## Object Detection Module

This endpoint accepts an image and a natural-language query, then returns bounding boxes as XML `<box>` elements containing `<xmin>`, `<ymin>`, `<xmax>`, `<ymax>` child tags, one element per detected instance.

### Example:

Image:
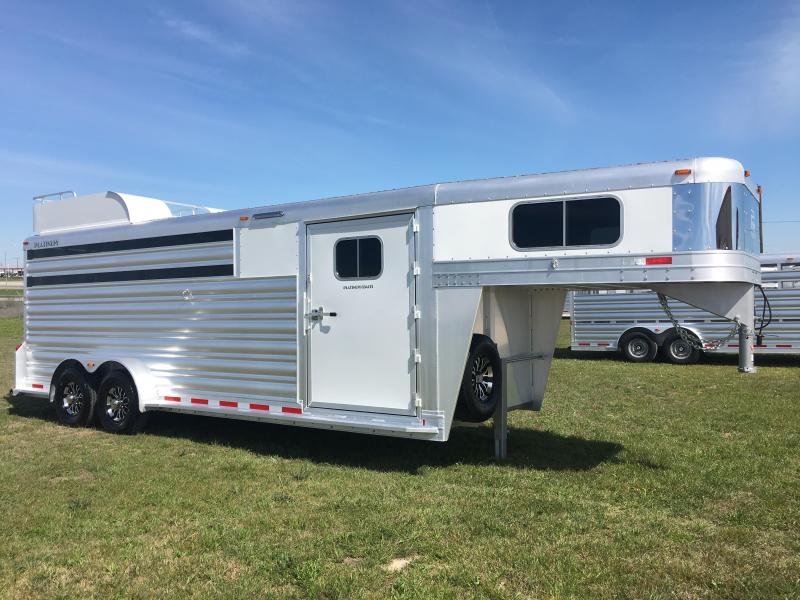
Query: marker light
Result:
<box><xmin>674</xmin><ymin>168</ymin><xmax>691</xmax><ymax>176</ymax></box>
<box><xmin>645</xmin><ymin>256</ymin><xmax>673</xmax><ymax>265</ymax></box>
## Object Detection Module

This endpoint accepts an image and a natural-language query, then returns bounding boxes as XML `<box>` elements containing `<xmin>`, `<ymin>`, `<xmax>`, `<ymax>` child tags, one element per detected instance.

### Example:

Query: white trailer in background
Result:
<box><xmin>570</xmin><ymin>254</ymin><xmax>800</xmax><ymax>363</ymax></box>
<box><xmin>13</xmin><ymin>158</ymin><xmax>761</xmax><ymax>457</ymax></box>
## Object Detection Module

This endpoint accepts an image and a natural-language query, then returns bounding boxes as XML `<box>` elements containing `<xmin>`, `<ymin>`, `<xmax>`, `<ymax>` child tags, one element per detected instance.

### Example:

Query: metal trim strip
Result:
<box><xmin>26</xmin><ymin>264</ymin><xmax>234</xmax><ymax>287</ymax></box>
<box><xmin>27</xmin><ymin>229</ymin><xmax>233</xmax><ymax>260</ymax></box>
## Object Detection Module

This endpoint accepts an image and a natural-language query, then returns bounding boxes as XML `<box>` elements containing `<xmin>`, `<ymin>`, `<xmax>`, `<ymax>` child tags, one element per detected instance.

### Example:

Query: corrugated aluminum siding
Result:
<box><xmin>24</xmin><ymin>236</ymin><xmax>298</xmax><ymax>402</ymax></box>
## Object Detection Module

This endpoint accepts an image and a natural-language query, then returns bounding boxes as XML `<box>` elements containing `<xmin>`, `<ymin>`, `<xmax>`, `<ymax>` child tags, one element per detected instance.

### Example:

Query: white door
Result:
<box><xmin>307</xmin><ymin>214</ymin><xmax>416</xmax><ymax>415</ymax></box>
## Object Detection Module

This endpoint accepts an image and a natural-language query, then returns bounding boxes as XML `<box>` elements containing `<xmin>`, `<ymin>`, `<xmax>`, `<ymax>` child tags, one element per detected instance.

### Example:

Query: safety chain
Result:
<box><xmin>656</xmin><ymin>293</ymin><xmax>740</xmax><ymax>350</ymax></box>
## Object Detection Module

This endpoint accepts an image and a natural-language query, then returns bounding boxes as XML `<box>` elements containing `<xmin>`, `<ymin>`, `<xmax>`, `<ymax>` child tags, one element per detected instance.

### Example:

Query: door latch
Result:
<box><xmin>308</xmin><ymin>306</ymin><xmax>338</xmax><ymax>322</ymax></box>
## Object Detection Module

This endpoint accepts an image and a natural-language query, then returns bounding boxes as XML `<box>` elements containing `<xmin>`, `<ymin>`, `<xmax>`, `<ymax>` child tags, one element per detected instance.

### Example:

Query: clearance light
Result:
<box><xmin>239</xmin><ymin>215</ymin><xmax>249</xmax><ymax>221</ymax></box>
<box><xmin>674</xmin><ymin>168</ymin><xmax>691</xmax><ymax>176</ymax></box>
<box><xmin>744</xmin><ymin>170</ymin><xmax>751</xmax><ymax>177</ymax></box>
<box><xmin>645</xmin><ymin>256</ymin><xmax>672</xmax><ymax>265</ymax></box>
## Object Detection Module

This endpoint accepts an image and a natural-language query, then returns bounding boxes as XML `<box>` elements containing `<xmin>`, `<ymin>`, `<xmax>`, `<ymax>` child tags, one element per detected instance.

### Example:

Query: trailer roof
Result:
<box><xmin>241</xmin><ymin>156</ymin><xmax>747</xmax><ymax>213</ymax></box>
<box><xmin>28</xmin><ymin>157</ymin><xmax>748</xmax><ymax>239</ymax></box>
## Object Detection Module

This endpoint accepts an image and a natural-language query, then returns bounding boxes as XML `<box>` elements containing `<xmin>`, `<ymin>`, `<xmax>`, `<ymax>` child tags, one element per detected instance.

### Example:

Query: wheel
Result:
<box><xmin>620</xmin><ymin>333</ymin><xmax>657</xmax><ymax>363</ymax></box>
<box><xmin>664</xmin><ymin>334</ymin><xmax>701</xmax><ymax>364</ymax></box>
<box><xmin>95</xmin><ymin>371</ymin><xmax>143</xmax><ymax>433</ymax></box>
<box><xmin>455</xmin><ymin>337</ymin><xmax>502</xmax><ymax>423</ymax></box>
<box><xmin>53</xmin><ymin>367</ymin><xmax>96</xmax><ymax>427</ymax></box>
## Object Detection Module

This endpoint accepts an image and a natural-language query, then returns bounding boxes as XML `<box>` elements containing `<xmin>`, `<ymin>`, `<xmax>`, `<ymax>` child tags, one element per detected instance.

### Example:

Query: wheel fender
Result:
<box><xmin>86</xmin><ymin>357</ymin><xmax>158</xmax><ymax>412</ymax></box>
<box><xmin>663</xmin><ymin>326</ymin><xmax>703</xmax><ymax>345</ymax></box>
<box><xmin>618</xmin><ymin>327</ymin><xmax>658</xmax><ymax>348</ymax></box>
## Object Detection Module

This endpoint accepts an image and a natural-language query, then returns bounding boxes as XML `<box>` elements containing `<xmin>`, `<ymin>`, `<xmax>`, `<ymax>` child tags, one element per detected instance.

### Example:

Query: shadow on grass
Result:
<box><xmin>5</xmin><ymin>393</ymin><xmax>633</xmax><ymax>474</ymax></box>
<box><xmin>554</xmin><ymin>346</ymin><xmax>800</xmax><ymax>368</ymax></box>
<box><xmin>553</xmin><ymin>347</ymin><xmax>617</xmax><ymax>361</ymax></box>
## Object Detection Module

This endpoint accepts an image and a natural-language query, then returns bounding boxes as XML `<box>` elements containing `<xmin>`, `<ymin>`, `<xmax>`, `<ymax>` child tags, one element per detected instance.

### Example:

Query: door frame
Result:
<box><xmin>304</xmin><ymin>213</ymin><xmax>419</xmax><ymax>415</ymax></box>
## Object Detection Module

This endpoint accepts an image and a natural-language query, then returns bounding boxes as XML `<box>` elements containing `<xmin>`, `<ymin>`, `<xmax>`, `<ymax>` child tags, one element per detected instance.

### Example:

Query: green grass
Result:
<box><xmin>1</xmin><ymin>316</ymin><xmax>798</xmax><ymax>599</ymax></box>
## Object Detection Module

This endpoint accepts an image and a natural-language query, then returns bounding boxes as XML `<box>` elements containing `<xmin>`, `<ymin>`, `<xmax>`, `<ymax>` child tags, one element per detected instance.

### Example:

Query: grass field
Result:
<box><xmin>1</xmin><ymin>316</ymin><xmax>798</xmax><ymax>599</ymax></box>
<box><xmin>0</xmin><ymin>287</ymin><xmax>23</xmax><ymax>298</ymax></box>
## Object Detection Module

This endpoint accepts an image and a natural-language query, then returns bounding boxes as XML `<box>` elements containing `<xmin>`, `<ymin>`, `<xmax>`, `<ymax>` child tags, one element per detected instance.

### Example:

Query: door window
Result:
<box><xmin>334</xmin><ymin>236</ymin><xmax>382</xmax><ymax>279</ymax></box>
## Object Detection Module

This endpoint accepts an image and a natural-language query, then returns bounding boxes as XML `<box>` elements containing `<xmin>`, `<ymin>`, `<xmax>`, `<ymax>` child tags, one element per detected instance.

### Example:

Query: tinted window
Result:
<box><xmin>565</xmin><ymin>197</ymin><xmax>620</xmax><ymax>246</ymax></box>
<box><xmin>512</xmin><ymin>197</ymin><xmax>621</xmax><ymax>250</ymax></box>
<box><xmin>358</xmin><ymin>237</ymin><xmax>382</xmax><ymax>278</ymax></box>
<box><xmin>716</xmin><ymin>186</ymin><xmax>732</xmax><ymax>250</ymax></box>
<box><xmin>511</xmin><ymin>202</ymin><xmax>563</xmax><ymax>249</ymax></box>
<box><xmin>334</xmin><ymin>236</ymin><xmax>382</xmax><ymax>279</ymax></box>
<box><xmin>335</xmin><ymin>239</ymin><xmax>358</xmax><ymax>278</ymax></box>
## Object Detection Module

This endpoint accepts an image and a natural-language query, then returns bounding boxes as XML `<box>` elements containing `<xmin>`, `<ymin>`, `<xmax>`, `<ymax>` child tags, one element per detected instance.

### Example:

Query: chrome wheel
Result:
<box><xmin>669</xmin><ymin>339</ymin><xmax>692</xmax><ymax>360</ymax></box>
<box><xmin>62</xmin><ymin>381</ymin><xmax>84</xmax><ymax>416</ymax></box>
<box><xmin>470</xmin><ymin>355</ymin><xmax>495</xmax><ymax>404</ymax></box>
<box><xmin>105</xmin><ymin>385</ymin><xmax>130</xmax><ymax>424</ymax></box>
<box><xmin>627</xmin><ymin>338</ymin><xmax>650</xmax><ymax>359</ymax></box>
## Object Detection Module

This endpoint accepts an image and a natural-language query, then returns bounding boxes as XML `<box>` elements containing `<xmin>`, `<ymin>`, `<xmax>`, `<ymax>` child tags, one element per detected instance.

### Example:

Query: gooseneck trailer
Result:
<box><xmin>570</xmin><ymin>254</ymin><xmax>800</xmax><ymax>363</ymax></box>
<box><xmin>13</xmin><ymin>158</ymin><xmax>761</xmax><ymax>455</ymax></box>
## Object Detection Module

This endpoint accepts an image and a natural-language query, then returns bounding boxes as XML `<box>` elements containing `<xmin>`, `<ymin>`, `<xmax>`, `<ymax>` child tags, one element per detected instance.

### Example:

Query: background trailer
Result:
<box><xmin>13</xmin><ymin>158</ymin><xmax>761</xmax><ymax>455</ymax></box>
<box><xmin>570</xmin><ymin>254</ymin><xmax>800</xmax><ymax>363</ymax></box>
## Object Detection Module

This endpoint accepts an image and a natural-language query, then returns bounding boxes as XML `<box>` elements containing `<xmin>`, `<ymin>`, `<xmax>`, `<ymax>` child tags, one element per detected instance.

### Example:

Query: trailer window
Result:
<box><xmin>511</xmin><ymin>201</ymin><xmax>563</xmax><ymax>248</ymax></box>
<box><xmin>716</xmin><ymin>186</ymin><xmax>733</xmax><ymax>250</ymax></box>
<box><xmin>335</xmin><ymin>236</ymin><xmax>382</xmax><ymax>279</ymax></box>
<box><xmin>512</xmin><ymin>196</ymin><xmax>620</xmax><ymax>250</ymax></box>
<box><xmin>565</xmin><ymin>197</ymin><xmax>620</xmax><ymax>246</ymax></box>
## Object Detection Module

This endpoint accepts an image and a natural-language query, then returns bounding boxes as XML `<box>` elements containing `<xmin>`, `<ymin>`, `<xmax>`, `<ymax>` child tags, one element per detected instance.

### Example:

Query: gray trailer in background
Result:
<box><xmin>570</xmin><ymin>254</ymin><xmax>799</xmax><ymax>363</ymax></box>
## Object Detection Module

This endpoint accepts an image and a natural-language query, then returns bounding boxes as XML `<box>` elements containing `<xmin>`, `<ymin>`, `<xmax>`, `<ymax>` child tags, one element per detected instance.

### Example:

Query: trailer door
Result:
<box><xmin>306</xmin><ymin>214</ymin><xmax>416</xmax><ymax>415</ymax></box>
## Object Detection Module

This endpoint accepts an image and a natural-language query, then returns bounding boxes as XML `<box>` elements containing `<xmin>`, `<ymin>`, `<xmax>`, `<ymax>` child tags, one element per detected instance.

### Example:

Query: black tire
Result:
<box><xmin>53</xmin><ymin>367</ymin><xmax>96</xmax><ymax>427</ymax></box>
<box><xmin>455</xmin><ymin>337</ymin><xmax>502</xmax><ymax>423</ymax></box>
<box><xmin>95</xmin><ymin>371</ymin><xmax>143</xmax><ymax>433</ymax></box>
<box><xmin>620</xmin><ymin>332</ymin><xmax>657</xmax><ymax>363</ymax></box>
<box><xmin>664</xmin><ymin>334</ymin><xmax>701</xmax><ymax>365</ymax></box>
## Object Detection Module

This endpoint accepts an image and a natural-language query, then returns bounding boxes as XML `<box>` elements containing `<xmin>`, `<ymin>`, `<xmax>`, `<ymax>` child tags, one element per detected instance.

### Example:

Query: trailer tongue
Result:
<box><xmin>15</xmin><ymin>157</ymin><xmax>761</xmax><ymax>457</ymax></box>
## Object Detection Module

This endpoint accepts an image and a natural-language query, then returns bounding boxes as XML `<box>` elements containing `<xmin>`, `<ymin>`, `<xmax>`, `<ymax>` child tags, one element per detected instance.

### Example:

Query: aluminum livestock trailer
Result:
<box><xmin>12</xmin><ymin>158</ymin><xmax>762</xmax><ymax>456</ymax></box>
<box><xmin>570</xmin><ymin>254</ymin><xmax>800</xmax><ymax>363</ymax></box>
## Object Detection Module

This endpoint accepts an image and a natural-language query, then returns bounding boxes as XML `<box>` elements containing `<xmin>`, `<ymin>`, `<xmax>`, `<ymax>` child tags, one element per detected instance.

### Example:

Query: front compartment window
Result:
<box><xmin>512</xmin><ymin>196</ymin><xmax>621</xmax><ymax>250</ymax></box>
<box><xmin>565</xmin><ymin>197</ymin><xmax>621</xmax><ymax>246</ymax></box>
<box><xmin>511</xmin><ymin>201</ymin><xmax>563</xmax><ymax>248</ymax></box>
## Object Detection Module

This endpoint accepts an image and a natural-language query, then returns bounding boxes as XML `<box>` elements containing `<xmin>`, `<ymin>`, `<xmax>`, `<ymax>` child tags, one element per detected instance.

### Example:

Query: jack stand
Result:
<box><xmin>738</xmin><ymin>323</ymin><xmax>757</xmax><ymax>374</ymax></box>
<box><xmin>493</xmin><ymin>386</ymin><xmax>507</xmax><ymax>460</ymax></box>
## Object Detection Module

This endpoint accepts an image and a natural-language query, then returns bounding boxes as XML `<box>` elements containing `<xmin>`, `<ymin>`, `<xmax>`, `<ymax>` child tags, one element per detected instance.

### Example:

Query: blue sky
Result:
<box><xmin>1</xmin><ymin>0</ymin><xmax>799</xmax><ymax>266</ymax></box>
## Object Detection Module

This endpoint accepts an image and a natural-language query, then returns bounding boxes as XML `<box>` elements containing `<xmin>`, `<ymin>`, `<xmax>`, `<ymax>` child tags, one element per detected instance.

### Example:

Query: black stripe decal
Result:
<box><xmin>26</xmin><ymin>264</ymin><xmax>234</xmax><ymax>287</ymax></box>
<box><xmin>26</xmin><ymin>229</ymin><xmax>233</xmax><ymax>260</ymax></box>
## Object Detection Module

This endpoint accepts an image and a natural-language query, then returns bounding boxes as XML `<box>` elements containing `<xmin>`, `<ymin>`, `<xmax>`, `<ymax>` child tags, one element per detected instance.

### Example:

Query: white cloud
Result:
<box><xmin>757</xmin><ymin>12</ymin><xmax>800</xmax><ymax>124</ymax></box>
<box><xmin>0</xmin><ymin>150</ymin><xmax>228</xmax><ymax>198</ymax></box>
<box><xmin>209</xmin><ymin>0</ymin><xmax>318</xmax><ymax>29</ymax></box>
<box><xmin>158</xmin><ymin>10</ymin><xmax>249</xmax><ymax>57</ymax></box>
<box><xmin>391</xmin><ymin>1</ymin><xmax>572</xmax><ymax>119</ymax></box>
<box><xmin>717</xmin><ymin>6</ymin><xmax>800</xmax><ymax>136</ymax></box>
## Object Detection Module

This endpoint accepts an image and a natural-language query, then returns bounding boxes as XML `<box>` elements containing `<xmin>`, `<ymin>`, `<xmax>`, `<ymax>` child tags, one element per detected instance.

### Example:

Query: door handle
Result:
<box><xmin>309</xmin><ymin>306</ymin><xmax>338</xmax><ymax>322</ymax></box>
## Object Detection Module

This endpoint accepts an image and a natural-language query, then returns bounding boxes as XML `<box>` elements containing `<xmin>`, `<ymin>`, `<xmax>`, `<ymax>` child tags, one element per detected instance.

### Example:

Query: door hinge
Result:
<box><xmin>413</xmin><ymin>305</ymin><xmax>421</xmax><ymax>319</ymax></box>
<box><xmin>413</xmin><ymin>262</ymin><xmax>421</xmax><ymax>276</ymax></box>
<box><xmin>414</xmin><ymin>394</ymin><xmax>422</xmax><ymax>408</ymax></box>
<box><xmin>412</xmin><ymin>220</ymin><xmax>420</xmax><ymax>233</ymax></box>
<box><xmin>414</xmin><ymin>350</ymin><xmax>422</xmax><ymax>363</ymax></box>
